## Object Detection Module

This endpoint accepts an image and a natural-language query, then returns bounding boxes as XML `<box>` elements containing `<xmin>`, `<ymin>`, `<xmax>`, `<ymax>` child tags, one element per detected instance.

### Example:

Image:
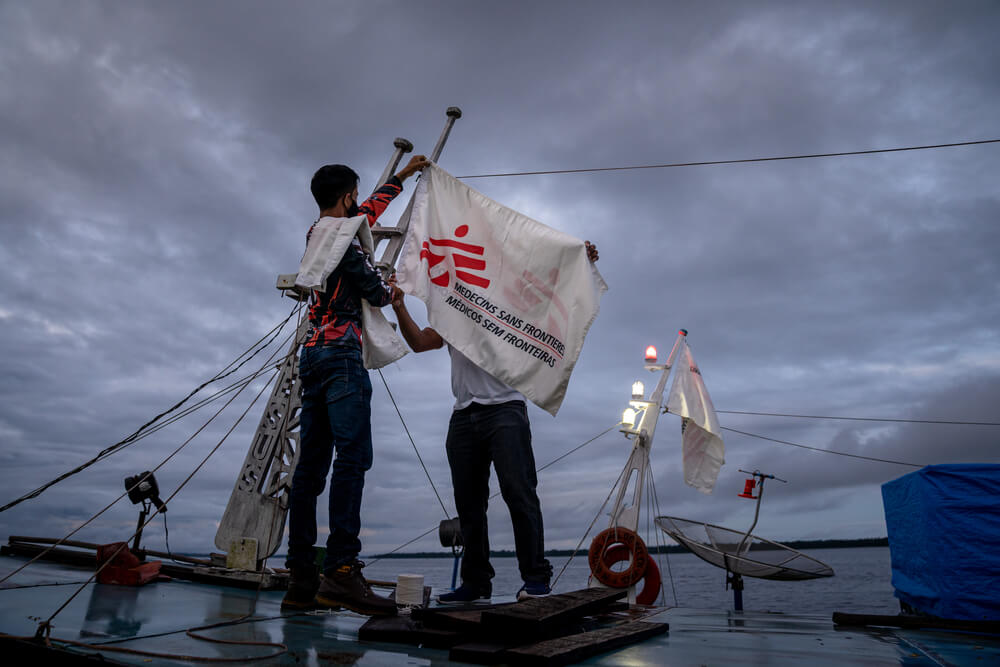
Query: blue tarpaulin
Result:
<box><xmin>882</xmin><ymin>463</ymin><xmax>1000</xmax><ymax>620</ymax></box>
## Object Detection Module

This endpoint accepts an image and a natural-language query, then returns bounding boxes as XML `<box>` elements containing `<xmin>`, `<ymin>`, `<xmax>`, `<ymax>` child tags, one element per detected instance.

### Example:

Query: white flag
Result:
<box><xmin>396</xmin><ymin>164</ymin><xmax>607</xmax><ymax>415</ymax></box>
<box><xmin>666</xmin><ymin>339</ymin><xmax>725</xmax><ymax>493</ymax></box>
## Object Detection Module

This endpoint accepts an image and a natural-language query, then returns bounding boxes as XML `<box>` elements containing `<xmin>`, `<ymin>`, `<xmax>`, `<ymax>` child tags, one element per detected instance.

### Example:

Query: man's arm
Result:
<box><xmin>359</xmin><ymin>155</ymin><xmax>429</xmax><ymax>227</ymax></box>
<box><xmin>390</xmin><ymin>285</ymin><xmax>444</xmax><ymax>352</ymax></box>
<box><xmin>339</xmin><ymin>245</ymin><xmax>398</xmax><ymax>308</ymax></box>
<box><xmin>387</xmin><ymin>238</ymin><xmax>595</xmax><ymax>353</ymax></box>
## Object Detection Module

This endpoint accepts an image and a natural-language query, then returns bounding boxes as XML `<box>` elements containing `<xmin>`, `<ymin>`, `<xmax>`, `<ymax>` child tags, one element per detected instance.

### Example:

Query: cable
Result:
<box><xmin>0</xmin><ymin>302</ymin><xmax>301</xmax><ymax>514</ymax></box>
<box><xmin>721</xmin><ymin>426</ymin><xmax>923</xmax><ymax>467</ymax></box>
<box><xmin>457</xmin><ymin>139</ymin><xmax>1000</xmax><ymax>179</ymax></box>
<box><xmin>647</xmin><ymin>467</ymin><xmax>677</xmax><ymax>606</ymax></box>
<box><xmin>552</xmin><ymin>463</ymin><xmax>629</xmax><ymax>591</ymax></box>
<box><xmin>718</xmin><ymin>409</ymin><xmax>1000</xmax><ymax>427</ymax></box>
<box><xmin>38</xmin><ymin>366</ymin><xmax>280</xmax><ymax>631</ymax></box>
<box><xmin>535</xmin><ymin>424</ymin><xmax>619</xmax><ymax>474</ymax></box>
<box><xmin>366</xmin><ymin>423</ymin><xmax>618</xmax><ymax>566</ymax></box>
<box><xmin>0</xmin><ymin>371</ymin><xmax>265</xmax><ymax>587</ymax></box>
<box><xmin>365</xmin><ymin>526</ymin><xmax>439</xmax><ymax>566</ymax></box>
<box><xmin>0</xmin><ymin>317</ymin><xmax>304</xmax><ymax>588</ymax></box>
<box><xmin>376</xmin><ymin>369</ymin><xmax>451</xmax><ymax>519</ymax></box>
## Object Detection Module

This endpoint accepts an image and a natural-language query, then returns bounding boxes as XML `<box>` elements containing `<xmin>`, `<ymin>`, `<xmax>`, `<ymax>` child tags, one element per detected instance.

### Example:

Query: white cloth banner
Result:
<box><xmin>666</xmin><ymin>339</ymin><xmax>725</xmax><ymax>493</ymax></box>
<box><xmin>397</xmin><ymin>164</ymin><xmax>607</xmax><ymax>415</ymax></box>
<box><xmin>295</xmin><ymin>215</ymin><xmax>409</xmax><ymax>370</ymax></box>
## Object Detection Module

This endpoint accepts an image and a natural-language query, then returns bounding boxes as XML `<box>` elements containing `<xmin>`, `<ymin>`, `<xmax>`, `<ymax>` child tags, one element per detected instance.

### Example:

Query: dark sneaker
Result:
<box><xmin>517</xmin><ymin>581</ymin><xmax>551</xmax><ymax>601</ymax></box>
<box><xmin>437</xmin><ymin>584</ymin><xmax>492</xmax><ymax>605</ymax></box>
<box><xmin>315</xmin><ymin>561</ymin><xmax>396</xmax><ymax>616</ymax></box>
<box><xmin>281</xmin><ymin>564</ymin><xmax>320</xmax><ymax>610</ymax></box>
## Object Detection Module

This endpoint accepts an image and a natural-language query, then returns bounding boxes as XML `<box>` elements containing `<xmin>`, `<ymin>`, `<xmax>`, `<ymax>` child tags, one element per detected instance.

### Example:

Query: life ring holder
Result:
<box><xmin>587</xmin><ymin>526</ymin><xmax>650</xmax><ymax>589</ymax></box>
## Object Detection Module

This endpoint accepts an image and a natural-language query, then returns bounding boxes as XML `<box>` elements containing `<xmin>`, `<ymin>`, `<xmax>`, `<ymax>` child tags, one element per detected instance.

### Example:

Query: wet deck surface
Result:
<box><xmin>2</xmin><ymin>556</ymin><xmax>998</xmax><ymax>665</ymax></box>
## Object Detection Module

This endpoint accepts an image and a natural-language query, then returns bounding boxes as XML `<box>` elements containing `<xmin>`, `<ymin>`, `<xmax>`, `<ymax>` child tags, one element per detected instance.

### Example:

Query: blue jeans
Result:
<box><xmin>446</xmin><ymin>400</ymin><xmax>552</xmax><ymax>592</ymax></box>
<box><xmin>286</xmin><ymin>346</ymin><xmax>373</xmax><ymax>574</ymax></box>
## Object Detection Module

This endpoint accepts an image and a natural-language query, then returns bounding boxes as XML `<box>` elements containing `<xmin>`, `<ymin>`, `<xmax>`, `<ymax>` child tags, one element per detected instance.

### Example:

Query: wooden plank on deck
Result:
<box><xmin>504</xmin><ymin>620</ymin><xmax>669</xmax><ymax>666</ymax></box>
<box><xmin>412</xmin><ymin>603</ymin><xmax>514</xmax><ymax>633</ymax></box>
<box><xmin>480</xmin><ymin>588</ymin><xmax>627</xmax><ymax>636</ymax></box>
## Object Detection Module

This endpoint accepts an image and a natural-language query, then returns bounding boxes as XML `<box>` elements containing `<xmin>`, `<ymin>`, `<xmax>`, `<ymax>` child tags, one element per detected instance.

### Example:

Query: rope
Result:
<box><xmin>377</xmin><ymin>369</ymin><xmax>451</xmax><ymax>519</ymax></box>
<box><xmin>38</xmin><ymin>369</ymin><xmax>279</xmax><ymax>629</ymax></box>
<box><xmin>717</xmin><ymin>409</ymin><xmax>1000</xmax><ymax>427</ymax></box>
<box><xmin>457</xmin><ymin>139</ymin><xmax>1000</xmax><ymax>179</ymax></box>
<box><xmin>0</xmin><ymin>302</ymin><xmax>301</xmax><ymax>514</ymax></box>
<box><xmin>367</xmin><ymin>423</ymin><xmax>618</xmax><ymax>567</ymax></box>
<box><xmin>722</xmin><ymin>426</ymin><xmax>923</xmax><ymax>467</ymax></box>
<box><xmin>535</xmin><ymin>424</ymin><xmax>619</xmax><ymax>474</ymax></box>
<box><xmin>0</xmin><ymin>369</ymin><xmax>268</xmax><ymax>587</ymax></box>
<box><xmin>552</xmin><ymin>463</ymin><xmax>628</xmax><ymax>591</ymax></box>
<box><xmin>646</xmin><ymin>466</ymin><xmax>677</xmax><ymax>606</ymax></box>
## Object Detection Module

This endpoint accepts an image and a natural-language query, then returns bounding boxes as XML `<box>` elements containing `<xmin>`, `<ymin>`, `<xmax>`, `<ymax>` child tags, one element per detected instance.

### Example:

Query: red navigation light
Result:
<box><xmin>644</xmin><ymin>345</ymin><xmax>657</xmax><ymax>363</ymax></box>
<box><xmin>738</xmin><ymin>479</ymin><xmax>756</xmax><ymax>499</ymax></box>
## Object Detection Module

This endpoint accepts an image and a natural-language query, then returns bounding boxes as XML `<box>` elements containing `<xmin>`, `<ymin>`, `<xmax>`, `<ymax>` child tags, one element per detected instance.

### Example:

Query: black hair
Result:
<box><xmin>310</xmin><ymin>164</ymin><xmax>359</xmax><ymax>210</ymax></box>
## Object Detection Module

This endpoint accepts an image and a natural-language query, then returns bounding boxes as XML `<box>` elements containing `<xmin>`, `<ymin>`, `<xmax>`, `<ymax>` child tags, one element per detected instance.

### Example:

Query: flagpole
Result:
<box><xmin>606</xmin><ymin>329</ymin><xmax>688</xmax><ymax>531</ymax></box>
<box><xmin>598</xmin><ymin>329</ymin><xmax>687</xmax><ymax>603</ymax></box>
<box><xmin>374</xmin><ymin>107</ymin><xmax>463</xmax><ymax>276</ymax></box>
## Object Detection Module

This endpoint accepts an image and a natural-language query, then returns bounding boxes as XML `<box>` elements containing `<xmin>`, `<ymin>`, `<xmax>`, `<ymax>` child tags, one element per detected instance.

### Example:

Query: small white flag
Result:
<box><xmin>396</xmin><ymin>164</ymin><xmax>607</xmax><ymax>415</ymax></box>
<box><xmin>666</xmin><ymin>339</ymin><xmax>725</xmax><ymax>493</ymax></box>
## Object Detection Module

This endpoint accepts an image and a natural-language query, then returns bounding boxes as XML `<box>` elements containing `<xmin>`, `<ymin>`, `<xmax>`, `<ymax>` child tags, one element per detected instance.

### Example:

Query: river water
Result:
<box><xmin>362</xmin><ymin>546</ymin><xmax>898</xmax><ymax>616</ymax></box>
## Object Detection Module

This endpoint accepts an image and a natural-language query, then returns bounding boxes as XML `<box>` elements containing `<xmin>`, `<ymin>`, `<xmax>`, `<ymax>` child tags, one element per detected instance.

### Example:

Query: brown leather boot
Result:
<box><xmin>281</xmin><ymin>563</ymin><xmax>321</xmax><ymax>610</ymax></box>
<box><xmin>315</xmin><ymin>561</ymin><xmax>397</xmax><ymax>616</ymax></box>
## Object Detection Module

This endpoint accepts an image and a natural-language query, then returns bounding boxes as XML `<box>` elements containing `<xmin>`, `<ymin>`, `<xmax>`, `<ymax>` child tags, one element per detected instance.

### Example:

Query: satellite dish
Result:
<box><xmin>654</xmin><ymin>515</ymin><xmax>834</xmax><ymax>581</ymax></box>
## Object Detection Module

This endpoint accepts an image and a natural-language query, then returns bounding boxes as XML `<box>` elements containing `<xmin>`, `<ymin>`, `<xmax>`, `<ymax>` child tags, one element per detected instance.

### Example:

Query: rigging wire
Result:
<box><xmin>717</xmin><ymin>409</ymin><xmax>1000</xmax><ymax>427</ymax></box>
<box><xmin>722</xmin><ymin>426</ymin><xmax>923</xmax><ymax>467</ymax></box>
<box><xmin>0</xmin><ymin>370</ymin><xmax>269</xmax><ymax>587</ymax></box>
<box><xmin>647</xmin><ymin>466</ymin><xmax>678</xmax><ymax>607</ymax></box>
<box><xmin>0</xmin><ymin>312</ymin><xmax>305</xmax><ymax>588</ymax></box>
<box><xmin>457</xmin><ymin>138</ymin><xmax>1000</xmax><ymax>179</ymax></box>
<box><xmin>552</xmin><ymin>463</ymin><xmax>629</xmax><ymax>591</ymax></box>
<box><xmin>366</xmin><ymin>423</ymin><xmax>619</xmax><ymax>567</ymax></box>
<box><xmin>377</xmin><ymin>369</ymin><xmax>452</xmax><ymax>519</ymax></box>
<box><xmin>0</xmin><ymin>302</ymin><xmax>302</xmax><ymax>514</ymax></box>
<box><xmin>38</xmin><ymin>364</ymin><xmax>281</xmax><ymax>631</ymax></box>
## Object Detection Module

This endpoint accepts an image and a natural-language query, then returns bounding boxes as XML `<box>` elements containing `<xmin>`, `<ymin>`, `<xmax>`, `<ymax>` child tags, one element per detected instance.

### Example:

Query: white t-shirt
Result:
<box><xmin>448</xmin><ymin>345</ymin><xmax>524</xmax><ymax>410</ymax></box>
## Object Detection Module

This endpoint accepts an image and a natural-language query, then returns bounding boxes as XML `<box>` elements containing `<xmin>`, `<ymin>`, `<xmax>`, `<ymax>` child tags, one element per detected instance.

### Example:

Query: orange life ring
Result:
<box><xmin>601</xmin><ymin>544</ymin><xmax>661</xmax><ymax>605</ymax></box>
<box><xmin>588</xmin><ymin>527</ymin><xmax>649</xmax><ymax>589</ymax></box>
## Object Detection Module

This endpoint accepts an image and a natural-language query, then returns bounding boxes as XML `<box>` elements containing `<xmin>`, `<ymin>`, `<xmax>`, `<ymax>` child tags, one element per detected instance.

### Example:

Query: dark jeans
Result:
<box><xmin>446</xmin><ymin>400</ymin><xmax>552</xmax><ymax>592</ymax></box>
<box><xmin>286</xmin><ymin>345</ymin><xmax>373</xmax><ymax>574</ymax></box>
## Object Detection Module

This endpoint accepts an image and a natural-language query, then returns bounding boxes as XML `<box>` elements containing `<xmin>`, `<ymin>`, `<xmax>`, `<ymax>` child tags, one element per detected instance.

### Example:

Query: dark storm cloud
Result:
<box><xmin>1</xmin><ymin>0</ymin><xmax>998</xmax><ymax>558</ymax></box>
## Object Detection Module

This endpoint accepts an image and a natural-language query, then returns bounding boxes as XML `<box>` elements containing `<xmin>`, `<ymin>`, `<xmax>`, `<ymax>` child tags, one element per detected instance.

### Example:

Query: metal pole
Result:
<box><xmin>376</xmin><ymin>138</ymin><xmax>414</xmax><ymax>186</ymax></box>
<box><xmin>606</xmin><ymin>329</ymin><xmax>689</xmax><ymax>534</ymax></box>
<box><xmin>374</xmin><ymin>106</ymin><xmax>464</xmax><ymax>276</ymax></box>
<box><xmin>430</xmin><ymin>107</ymin><xmax>463</xmax><ymax>161</ymax></box>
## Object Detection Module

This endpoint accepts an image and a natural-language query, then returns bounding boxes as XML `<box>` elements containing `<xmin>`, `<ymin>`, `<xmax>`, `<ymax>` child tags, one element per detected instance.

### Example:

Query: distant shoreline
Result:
<box><xmin>368</xmin><ymin>537</ymin><xmax>890</xmax><ymax>559</ymax></box>
<box><xmin>173</xmin><ymin>537</ymin><xmax>889</xmax><ymax>561</ymax></box>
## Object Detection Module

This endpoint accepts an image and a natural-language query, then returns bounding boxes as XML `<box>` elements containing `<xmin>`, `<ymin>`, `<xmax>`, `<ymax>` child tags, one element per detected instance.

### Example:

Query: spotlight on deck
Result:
<box><xmin>124</xmin><ymin>472</ymin><xmax>167</xmax><ymax>513</ymax></box>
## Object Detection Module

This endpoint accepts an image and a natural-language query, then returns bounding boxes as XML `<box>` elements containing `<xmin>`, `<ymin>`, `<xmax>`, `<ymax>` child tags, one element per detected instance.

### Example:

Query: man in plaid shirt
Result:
<box><xmin>283</xmin><ymin>155</ymin><xmax>427</xmax><ymax>615</ymax></box>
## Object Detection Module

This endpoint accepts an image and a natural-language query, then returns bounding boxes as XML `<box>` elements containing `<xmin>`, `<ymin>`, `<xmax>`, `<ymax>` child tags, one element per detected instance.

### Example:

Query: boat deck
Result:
<box><xmin>2</xmin><ymin>555</ymin><xmax>997</xmax><ymax>665</ymax></box>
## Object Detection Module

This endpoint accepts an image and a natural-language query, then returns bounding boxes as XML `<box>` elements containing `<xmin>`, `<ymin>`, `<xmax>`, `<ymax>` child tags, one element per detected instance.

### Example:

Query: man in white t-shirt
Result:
<box><xmin>390</xmin><ymin>241</ymin><xmax>599</xmax><ymax>603</ymax></box>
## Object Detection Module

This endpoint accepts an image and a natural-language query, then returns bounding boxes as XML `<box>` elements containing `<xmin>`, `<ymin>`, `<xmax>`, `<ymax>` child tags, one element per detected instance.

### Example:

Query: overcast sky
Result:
<box><xmin>1</xmin><ymin>1</ymin><xmax>998</xmax><ymax>569</ymax></box>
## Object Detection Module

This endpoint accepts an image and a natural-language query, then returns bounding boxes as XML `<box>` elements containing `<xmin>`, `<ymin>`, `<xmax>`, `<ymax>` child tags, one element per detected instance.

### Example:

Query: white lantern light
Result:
<box><xmin>631</xmin><ymin>381</ymin><xmax>645</xmax><ymax>399</ymax></box>
<box><xmin>622</xmin><ymin>407</ymin><xmax>638</xmax><ymax>427</ymax></box>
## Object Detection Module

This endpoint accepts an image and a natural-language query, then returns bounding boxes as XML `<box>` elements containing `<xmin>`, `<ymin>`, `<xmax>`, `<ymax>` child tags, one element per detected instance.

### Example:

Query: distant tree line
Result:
<box><xmin>368</xmin><ymin>537</ymin><xmax>889</xmax><ymax>558</ymax></box>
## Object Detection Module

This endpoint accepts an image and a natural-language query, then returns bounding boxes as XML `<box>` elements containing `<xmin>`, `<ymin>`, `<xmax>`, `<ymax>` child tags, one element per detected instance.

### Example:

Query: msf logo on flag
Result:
<box><xmin>420</xmin><ymin>224</ymin><xmax>490</xmax><ymax>289</ymax></box>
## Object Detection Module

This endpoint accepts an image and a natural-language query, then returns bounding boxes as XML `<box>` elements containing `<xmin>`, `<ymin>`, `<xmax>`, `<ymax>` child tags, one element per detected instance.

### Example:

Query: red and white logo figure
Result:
<box><xmin>503</xmin><ymin>266</ymin><xmax>569</xmax><ymax>341</ymax></box>
<box><xmin>420</xmin><ymin>224</ymin><xmax>490</xmax><ymax>289</ymax></box>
